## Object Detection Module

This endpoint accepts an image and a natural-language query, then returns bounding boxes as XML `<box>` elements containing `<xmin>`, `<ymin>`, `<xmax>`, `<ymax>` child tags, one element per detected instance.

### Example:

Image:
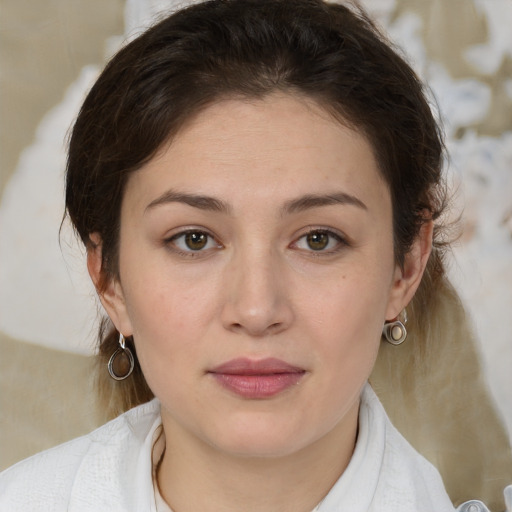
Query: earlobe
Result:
<box><xmin>86</xmin><ymin>233</ymin><xmax>133</xmax><ymax>336</ymax></box>
<box><xmin>385</xmin><ymin>221</ymin><xmax>434</xmax><ymax>320</ymax></box>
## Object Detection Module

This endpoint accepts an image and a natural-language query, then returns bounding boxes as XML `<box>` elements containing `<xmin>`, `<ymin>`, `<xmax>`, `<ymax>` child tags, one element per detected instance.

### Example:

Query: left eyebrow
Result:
<box><xmin>281</xmin><ymin>192</ymin><xmax>367</xmax><ymax>215</ymax></box>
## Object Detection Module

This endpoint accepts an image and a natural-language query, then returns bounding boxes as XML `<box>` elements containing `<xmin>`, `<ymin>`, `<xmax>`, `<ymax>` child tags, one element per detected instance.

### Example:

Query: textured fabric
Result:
<box><xmin>0</xmin><ymin>399</ymin><xmax>163</xmax><ymax>511</ymax></box>
<box><xmin>316</xmin><ymin>385</ymin><xmax>455</xmax><ymax>511</ymax></box>
<box><xmin>0</xmin><ymin>383</ymin><xmax>456</xmax><ymax>511</ymax></box>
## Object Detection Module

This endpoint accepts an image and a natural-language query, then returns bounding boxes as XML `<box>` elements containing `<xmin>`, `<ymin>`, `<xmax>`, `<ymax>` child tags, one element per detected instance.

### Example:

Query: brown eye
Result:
<box><xmin>185</xmin><ymin>232</ymin><xmax>208</xmax><ymax>250</ymax></box>
<box><xmin>293</xmin><ymin>229</ymin><xmax>345</xmax><ymax>254</ymax></box>
<box><xmin>306</xmin><ymin>231</ymin><xmax>330</xmax><ymax>251</ymax></box>
<box><xmin>169</xmin><ymin>230</ymin><xmax>219</xmax><ymax>253</ymax></box>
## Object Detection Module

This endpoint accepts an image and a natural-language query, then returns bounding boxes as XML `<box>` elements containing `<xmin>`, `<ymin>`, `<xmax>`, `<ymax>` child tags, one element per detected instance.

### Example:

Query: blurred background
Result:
<box><xmin>1</xmin><ymin>0</ymin><xmax>511</xmax><ymax>471</ymax></box>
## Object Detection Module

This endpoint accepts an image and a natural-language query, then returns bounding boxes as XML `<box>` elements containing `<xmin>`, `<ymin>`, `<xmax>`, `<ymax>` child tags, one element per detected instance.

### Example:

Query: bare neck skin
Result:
<box><xmin>157</xmin><ymin>398</ymin><xmax>359</xmax><ymax>512</ymax></box>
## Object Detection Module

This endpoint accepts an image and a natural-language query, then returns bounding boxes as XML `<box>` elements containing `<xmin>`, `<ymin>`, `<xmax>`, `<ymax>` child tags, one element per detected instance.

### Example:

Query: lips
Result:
<box><xmin>209</xmin><ymin>358</ymin><xmax>306</xmax><ymax>399</ymax></box>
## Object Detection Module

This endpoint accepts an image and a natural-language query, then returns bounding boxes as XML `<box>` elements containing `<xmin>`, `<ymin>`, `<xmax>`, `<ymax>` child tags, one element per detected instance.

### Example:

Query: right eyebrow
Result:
<box><xmin>144</xmin><ymin>189</ymin><xmax>232</xmax><ymax>214</ymax></box>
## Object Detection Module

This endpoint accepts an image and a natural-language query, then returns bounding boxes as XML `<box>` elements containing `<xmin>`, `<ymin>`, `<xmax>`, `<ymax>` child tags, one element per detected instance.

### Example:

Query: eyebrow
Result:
<box><xmin>281</xmin><ymin>192</ymin><xmax>367</xmax><ymax>215</ymax></box>
<box><xmin>144</xmin><ymin>189</ymin><xmax>367</xmax><ymax>215</ymax></box>
<box><xmin>145</xmin><ymin>190</ymin><xmax>231</xmax><ymax>214</ymax></box>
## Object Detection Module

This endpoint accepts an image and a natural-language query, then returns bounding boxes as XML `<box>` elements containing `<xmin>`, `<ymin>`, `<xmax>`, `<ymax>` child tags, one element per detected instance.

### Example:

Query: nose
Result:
<box><xmin>220</xmin><ymin>245</ymin><xmax>294</xmax><ymax>337</ymax></box>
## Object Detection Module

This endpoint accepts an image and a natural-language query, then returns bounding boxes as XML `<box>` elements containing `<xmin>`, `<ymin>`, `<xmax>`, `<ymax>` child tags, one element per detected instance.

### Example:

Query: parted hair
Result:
<box><xmin>65</xmin><ymin>1</ymin><xmax>512</xmax><ymax>509</ymax></box>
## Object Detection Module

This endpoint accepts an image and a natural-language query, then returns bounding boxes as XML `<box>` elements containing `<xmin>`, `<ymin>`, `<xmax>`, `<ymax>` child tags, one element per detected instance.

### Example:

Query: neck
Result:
<box><xmin>157</xmin><ymin>401</ymin><xmax>359</xmax><ymax>512</ymax></box>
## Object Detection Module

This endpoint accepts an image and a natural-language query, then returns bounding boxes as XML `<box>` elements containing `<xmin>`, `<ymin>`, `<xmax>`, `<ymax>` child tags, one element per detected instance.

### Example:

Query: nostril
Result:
<box><xmin>228</xmin><ymin>321</ymin><xmax>284</xmax><ymax>336</ymax></box>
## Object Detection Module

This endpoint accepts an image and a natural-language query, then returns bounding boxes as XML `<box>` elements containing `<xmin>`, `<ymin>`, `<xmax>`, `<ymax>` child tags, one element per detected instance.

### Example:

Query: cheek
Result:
<box><xmin>125</xmin><ymin>293</ymin><xmax>199</xmax><ymax>401</ymax></box>
<box><xmin>119</xmin><ymin>261</ymin><xmax>223</xmax><ymax>376</ymax></box>
<box><xmin>121</xmin><ymin>243</ymin><xmax>219</xmax><ymax>330</ymax></box>
<box><xmin>125</xmin><ymin>280</ymin><xmax>212</xmax><ymax>342</ymax></box>
<box><xmin>297</xmin><ymin>266</ymin><xmax>392</xmax><ymax>370</ymax></box>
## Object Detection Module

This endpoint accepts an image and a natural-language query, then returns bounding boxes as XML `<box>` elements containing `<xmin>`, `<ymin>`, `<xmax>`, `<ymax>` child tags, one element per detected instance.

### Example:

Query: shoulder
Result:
<box><xmin>361</xmin><ymin>385</ymin><xmax>456</xmax><ymax>511</ymax></box>
<box><xmin>0</xmin><ymin>399</ymin><xmax>161</xmax><ymax>512</ymax></box>
<box><xmin>361</xmin><ymin>388</ymin><xmax>512</xmax><ymax>512</ymax></box>
<box><xmin>317</xmin><ymin>384</ymin><xmax>457</xmax><ymax>511</ymax></box>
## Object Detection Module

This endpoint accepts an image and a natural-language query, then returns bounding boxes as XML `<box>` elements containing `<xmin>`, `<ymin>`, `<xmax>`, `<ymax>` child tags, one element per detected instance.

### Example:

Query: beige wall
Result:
<box><xmin>0</xmin><ymin>0</ymin><xmax>124</xmax><ymax>192</ymax></box>
<box><xmin>0</xmin><ymin>0</ymin><xmax>124</xmax><ymax>469</ymax></box>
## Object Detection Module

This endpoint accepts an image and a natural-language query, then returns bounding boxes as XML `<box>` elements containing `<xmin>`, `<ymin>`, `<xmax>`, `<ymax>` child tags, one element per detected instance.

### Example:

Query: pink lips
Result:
<box><xmin>209</xmin><ymin>358</ymin><xmax>305</xmax><ymax>399</ymax></box>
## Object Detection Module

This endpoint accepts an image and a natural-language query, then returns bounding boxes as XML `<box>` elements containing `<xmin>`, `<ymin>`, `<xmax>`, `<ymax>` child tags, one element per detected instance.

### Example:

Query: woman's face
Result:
<box><xmin>98</xmin><ymin>94</ymin><xmax>424</xmax><ymax>459</ymax></box>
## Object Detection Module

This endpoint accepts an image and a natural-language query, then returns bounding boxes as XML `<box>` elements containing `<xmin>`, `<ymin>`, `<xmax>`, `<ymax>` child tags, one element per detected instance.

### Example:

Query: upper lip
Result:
<box><xmin>209</xmin><ymin>358</ymin><xmax>305</xmax><ymax>375</ymax></box>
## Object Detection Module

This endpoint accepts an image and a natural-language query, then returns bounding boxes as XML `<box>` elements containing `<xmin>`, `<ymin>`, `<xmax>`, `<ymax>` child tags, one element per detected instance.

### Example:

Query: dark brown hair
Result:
<box><xmin>66</xmin><ymin>0</ymin><xmax>446</xmax><ymax>413</ymax></box>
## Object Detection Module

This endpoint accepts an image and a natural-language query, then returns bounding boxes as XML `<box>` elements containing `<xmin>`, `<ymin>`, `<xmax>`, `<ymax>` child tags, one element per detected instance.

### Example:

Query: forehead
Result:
<box><xmin>124</xmin><ymin>93</ymin><xmax>388</xmax><ymax>213</ymax></box>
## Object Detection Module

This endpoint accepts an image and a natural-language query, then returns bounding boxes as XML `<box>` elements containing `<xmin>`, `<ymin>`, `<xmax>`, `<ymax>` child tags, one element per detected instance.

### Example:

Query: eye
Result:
<box><xmin>167</xmin><ymin>230</ymin><xmax>220</xmax><ymax>253</ymax></box>
<box><xmin>294</xmin><ymin>229</ymin><xmax>345</xmax><ymax>252</ymax></box>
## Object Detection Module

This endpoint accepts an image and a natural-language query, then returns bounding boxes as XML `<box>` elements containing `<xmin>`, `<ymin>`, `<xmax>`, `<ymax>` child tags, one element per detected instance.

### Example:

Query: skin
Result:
<box><xmin>88</xmin><ymin>93</ymin><xmax>432</xmax><ymax>512</ymax></box>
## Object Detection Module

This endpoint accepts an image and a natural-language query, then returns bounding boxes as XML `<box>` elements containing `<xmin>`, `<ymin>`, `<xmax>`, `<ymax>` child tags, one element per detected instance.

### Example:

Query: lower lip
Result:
<box><xmin>211</xmin><ymin>372</ymin><xmax>304</xmax><ymax>399</ymax></box>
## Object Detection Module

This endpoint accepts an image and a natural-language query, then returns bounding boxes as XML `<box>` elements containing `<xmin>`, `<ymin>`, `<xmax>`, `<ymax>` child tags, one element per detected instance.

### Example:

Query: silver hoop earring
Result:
<box><xmin>108</xmin><ymin>333</ymin><xmax>135</xmax><ymax>380</ymax></box>
<box><xmin>382</xmin><ymin>309</ymin><xmax>408</xmax><ymax>345</ymax></box>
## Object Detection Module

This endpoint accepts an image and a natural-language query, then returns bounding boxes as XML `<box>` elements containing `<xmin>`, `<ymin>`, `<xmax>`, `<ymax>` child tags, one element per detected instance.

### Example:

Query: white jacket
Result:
<box><xmin>0</xmin><ymin>384</ymin><xmax>458</xmax><ymax>511</ymax></box>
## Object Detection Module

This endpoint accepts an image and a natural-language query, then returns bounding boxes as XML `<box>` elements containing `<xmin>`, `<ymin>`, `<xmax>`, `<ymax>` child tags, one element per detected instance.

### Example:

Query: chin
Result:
<box><xmin>204</xmin><ymin>418</ymin><xmax>317</xmax><ymax>459</ymax></box>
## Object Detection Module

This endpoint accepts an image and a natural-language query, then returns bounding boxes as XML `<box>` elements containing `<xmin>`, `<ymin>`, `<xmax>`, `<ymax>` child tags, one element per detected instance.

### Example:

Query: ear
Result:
<box><xmin>86</xmin><ymin>233</ymin><xmax>133</xmax><ymax>336</ymax></box>
<box><xmin>385</xmin><ymin>221</ymin><xmax>433</xmax><ymax>321</ymax></box>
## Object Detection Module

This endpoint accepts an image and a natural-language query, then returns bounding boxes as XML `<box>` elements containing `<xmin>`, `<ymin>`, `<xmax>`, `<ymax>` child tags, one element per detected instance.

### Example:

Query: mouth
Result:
<box><xmin>208</xmin><ymin>358</ymin><xmax>306</xmax><ymax>399</ymax></box>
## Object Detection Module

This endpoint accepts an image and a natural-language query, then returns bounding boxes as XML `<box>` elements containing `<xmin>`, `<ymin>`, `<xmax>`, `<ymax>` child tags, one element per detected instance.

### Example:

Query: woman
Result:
<box><xmin>0</xmin><ymin>0</ymin><xmax>510</xmax><ymax>510</ymax></box>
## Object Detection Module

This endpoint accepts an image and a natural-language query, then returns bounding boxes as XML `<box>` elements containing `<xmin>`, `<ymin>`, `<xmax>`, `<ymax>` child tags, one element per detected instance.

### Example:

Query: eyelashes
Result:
<box><xmin>164</xmin><ymin>227</ymin><xmax>349</xmax><ymax>258</ymax></box>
